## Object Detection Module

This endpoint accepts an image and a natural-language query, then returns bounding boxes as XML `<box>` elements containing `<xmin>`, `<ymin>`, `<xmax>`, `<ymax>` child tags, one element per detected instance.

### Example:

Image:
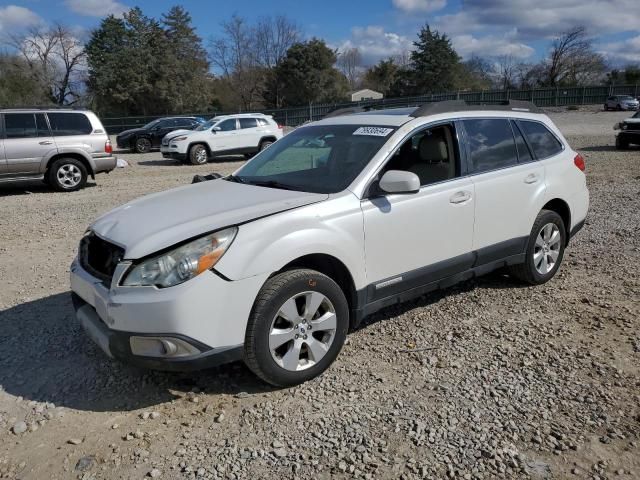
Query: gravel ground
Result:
<box><xmin>0</xmin><ymin>107</ymin><xmax>638</xmax><ymax>480</ymax></box>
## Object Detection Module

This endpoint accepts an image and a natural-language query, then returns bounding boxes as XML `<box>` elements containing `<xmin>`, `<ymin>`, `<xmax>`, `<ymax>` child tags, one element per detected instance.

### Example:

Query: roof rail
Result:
<box><xmin>0</xmin><ymin>106</ymin><xmax>89</xmax><ymax>111</ymax></box>
<box><xmin>410</xmin><ymin>99</ymin><xmax>543</xmax><ymax>117</ymax></box>
<box><xmin>323</xmin><ymin>103</ymin><xmax>386</xmax><ymax>119</ymax></box>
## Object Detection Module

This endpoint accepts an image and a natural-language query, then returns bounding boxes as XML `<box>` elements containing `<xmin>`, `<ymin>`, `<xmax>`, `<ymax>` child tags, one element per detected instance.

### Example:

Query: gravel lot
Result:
<box><xmin>0</xmin><ymin>107</ymin><xmax>638</xmax><ymax>480</ymax></box>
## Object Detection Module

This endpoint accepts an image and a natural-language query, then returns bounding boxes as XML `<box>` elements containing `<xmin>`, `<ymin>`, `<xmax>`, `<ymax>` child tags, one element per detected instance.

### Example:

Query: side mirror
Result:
<box><xmin>378</xmin><ymin>170</ymin><xmax>420</xmax><ymax>194</ymax></box>
<box><xmin>212</xmin><ymin>126</ymin><xmax>221</xmax><ymax>133</ymax></box>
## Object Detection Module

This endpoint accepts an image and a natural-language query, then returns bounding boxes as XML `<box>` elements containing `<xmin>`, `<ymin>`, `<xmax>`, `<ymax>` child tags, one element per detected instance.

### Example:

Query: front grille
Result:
<box><xmin>79</xmin><ymin>233</ymin><xmax>124</xmax><ymax>284</ymax></box>
<box><xmin>624</xmin><ymin>122</ymin><xmax>640</xmax><ymax>131</ymax></box>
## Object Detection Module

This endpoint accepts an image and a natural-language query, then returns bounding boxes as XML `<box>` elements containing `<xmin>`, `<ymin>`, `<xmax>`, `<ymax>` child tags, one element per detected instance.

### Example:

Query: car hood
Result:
<box><xmin>117</xmin><ymin>127</ymin><xmax>147</xmax><ymax>137</ymax></box>
<box><xmin>90</xmin><ymin>179</ymin><xmax>328</xmax><ymax>259</ymax></box>
<box><xmin>163</xmin><ymin>129</ymin><xmax>193</xmax><ymax>141</ymax></box>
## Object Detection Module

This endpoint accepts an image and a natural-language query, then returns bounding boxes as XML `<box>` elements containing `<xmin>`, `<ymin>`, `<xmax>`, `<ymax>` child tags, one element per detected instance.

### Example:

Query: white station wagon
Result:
<box><xmin>71</xmin><ymin>100</ymin><xmax>589</xmax><ymax>386</ymax></box>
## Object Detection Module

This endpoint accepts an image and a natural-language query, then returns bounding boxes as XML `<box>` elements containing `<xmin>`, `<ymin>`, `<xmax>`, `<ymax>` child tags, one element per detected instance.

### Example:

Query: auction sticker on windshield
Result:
<box><xmin>353</xmin><ymin>127</ymin><xmax>394</xmax><ymax>137</ymax></box>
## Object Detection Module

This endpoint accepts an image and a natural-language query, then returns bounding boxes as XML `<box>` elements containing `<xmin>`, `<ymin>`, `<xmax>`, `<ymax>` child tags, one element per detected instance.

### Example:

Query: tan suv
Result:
<box><xmin>0</xmin><ymin>109</ymin><xmax>116</xmax><ymax>191</ymax></box>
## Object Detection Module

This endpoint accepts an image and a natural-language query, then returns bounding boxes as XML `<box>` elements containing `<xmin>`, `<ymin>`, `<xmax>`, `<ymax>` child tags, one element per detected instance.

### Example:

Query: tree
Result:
<box><xmin>161</xmin><ymin>6</ymin><xmax>211</xmax><ymax>112</ymax></box>
<box><xmin>7</xmin><ymin>24</ymin><xmax>86</xmax><ymax>105</ymax></box>
<box><xmin>363</xmin><ymin>58</ymin><xmax>399</xmax><ymax>95</ymax></box>
<box><xmin>337</xmin><ymin>47</ymin><xmax>362</xmax><ymax>90</ymax></box>
<box><xmin>543</xmin><ymin>26</ymin><xmax>606</xmax><ymax>86</ymax></box>
<box><xmin>0</xmin><ymin>53</ymin><xmax>51</xmax><ymax>106</ymax></box>
<box><xmin>458</xmin><ymin>55</ymin><xmax>494</xmax><ymax>90</ymax></box>
<box><xmin>496</xmin><ymin>54</ymin><xmax>518</xmax><ymax>90</ymax></box>
<box><xmin>274</xmin><ymin>39</ymin><xmax>349</xmax><ymax>106</ymax></box>
<box><xmin>253</xmin><ymin>15</ymin><xmax>300</xmax><ymax>68</ymax></box>
<box><xmin>410</xmin><ymin>24</ymin><xmax>461</xmax><ymax>94</ymax></box>
<box><xmin>209</xmin><ymin>15</ymin><xmax>266</xmax><ymax>110</ymax></box>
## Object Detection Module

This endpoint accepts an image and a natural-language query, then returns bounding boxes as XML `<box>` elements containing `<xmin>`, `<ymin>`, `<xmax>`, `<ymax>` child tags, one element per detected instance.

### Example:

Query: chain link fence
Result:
<box><xmin>101</xmin><ymin>84</ymin><xmax>640</xmax><ymax>134</ymax></box>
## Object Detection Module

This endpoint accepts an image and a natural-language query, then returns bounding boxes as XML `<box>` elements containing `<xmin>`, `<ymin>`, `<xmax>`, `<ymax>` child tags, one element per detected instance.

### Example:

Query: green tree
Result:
<box><xmin>363</xmin><ymin>59</ymin><xmax>399</xmax><ymax>95</ymax></box>
<box><xmin>162</xmin><ymin>6</ymin><xmax>211</xmax><ymax>112</ymax></box>
<box><xmin>0</xmin><ymin>53</ymin><xmax>51</xmax><ymax>107</ymax></box>
<box><xmin>623</xmin><ymin>65</ymin><xmax>640</xmax><ymax>85</ymax></box>
<box><xmin>410</xmin><ymin>24</ymin><xmax>461</xmax><ymax>94</ymax></box>
<box><xmin>274</xmin><ymin>39</ymin><xmax>349</xmax><ymax>106</ymax></box>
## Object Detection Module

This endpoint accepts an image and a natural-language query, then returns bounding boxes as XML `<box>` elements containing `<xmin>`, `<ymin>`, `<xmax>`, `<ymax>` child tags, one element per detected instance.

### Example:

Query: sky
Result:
<box><xmin>2</xmin><ymin>0</ymin><xmax>640</xmax><ymax>67</ymax></box>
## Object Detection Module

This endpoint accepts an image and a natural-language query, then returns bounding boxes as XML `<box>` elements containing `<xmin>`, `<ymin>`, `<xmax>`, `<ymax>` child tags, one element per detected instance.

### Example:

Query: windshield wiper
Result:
<box><xmin>225</xmin><ymin>174</ymin><xmax>246</xmax><ymax>184</ymax></box>
<box><xmin>245</xmin><ymin>179</ymin><xmax>299</xmax><ymax>191</ymax></box>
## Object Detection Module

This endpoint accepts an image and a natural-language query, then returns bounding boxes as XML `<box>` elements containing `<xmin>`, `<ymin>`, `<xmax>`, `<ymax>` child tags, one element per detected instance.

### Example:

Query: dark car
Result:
<box><xmin>614</xmin><ymin>111</ymin><xmax>640</xmax><ymax>149</ymax></box>
<box><xmin>116</xmin><ymin>117</ymin><xmax>205</xmax><ymax>153</ymax></box>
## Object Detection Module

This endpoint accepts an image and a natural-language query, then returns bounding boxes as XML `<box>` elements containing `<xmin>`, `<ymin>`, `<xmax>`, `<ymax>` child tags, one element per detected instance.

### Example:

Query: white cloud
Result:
<box><xmin>64</xmin><ymin>0</ymin><xmax>127</xmax><ymax>17</ymax></box>
<box><xmin>598</xmin><ymin>35</ymin><xmax>640</xmax><ymax>65</ymax></box>
<box><xmin>338</xmin><ymin>26</ymin><xmax>415</xmax><ymax>65</ymax></box>
<box><xmin>452</xmin><ymin>32</ymin><xmax>535</xmax><ymax>60</ymax></box>
<box><xmin>0</xmin><ymin>5</ymin><xmax>42</xmax><ymax>32</ymax></box>
<box><xmin>434</xmin><ymin>0</ymin><xmax>640</xmax><ymax>39</ymax></box>
<box><xmin>392</xmin><ymin>0</ymin><xmax>447</xmax><ymax>13</ymax></box>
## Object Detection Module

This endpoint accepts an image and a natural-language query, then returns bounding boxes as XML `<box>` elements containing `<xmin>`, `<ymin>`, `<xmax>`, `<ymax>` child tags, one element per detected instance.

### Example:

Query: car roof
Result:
<box><xmin>313</xmin><ymin>101</ymin><xmax>546</xmax><ymax>127</ymax></box>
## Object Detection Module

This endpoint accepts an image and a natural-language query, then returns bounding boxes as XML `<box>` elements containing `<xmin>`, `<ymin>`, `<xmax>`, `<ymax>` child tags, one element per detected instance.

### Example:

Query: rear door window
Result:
<box><xmin>47</xmin><ymin>113</ymin><xmax>93</xmax><ymax>136</ymax></box>
<box><xmin>462</xmin><ymin>119</ymin><xmax>518</xmax><ymax>173</ymax></box>
<box><xmin>517</xmin><ymin>120</ymin><xmax>563</xmax><ymax>159</ymax></box>
<box><xmin>239</xmin><ymin>118</ymin><xmax>258</xmax><ymax>129</ymax></box>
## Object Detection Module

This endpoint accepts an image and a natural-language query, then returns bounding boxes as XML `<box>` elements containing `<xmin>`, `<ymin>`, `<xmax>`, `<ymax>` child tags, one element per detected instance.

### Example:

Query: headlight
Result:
<box><xmin>172</xmin><ymin>136</ymin><xmax>188</xmax><ymax>142</ymax></box>
<box><xmin>622</xmin><ymin>124</ymin><xmax>628</xmax><ymax>130</ymax></box>
<box><xmin>122</xmin><ymin>227</ymin><xmax>237</xmax><ymax>287</ymax></box>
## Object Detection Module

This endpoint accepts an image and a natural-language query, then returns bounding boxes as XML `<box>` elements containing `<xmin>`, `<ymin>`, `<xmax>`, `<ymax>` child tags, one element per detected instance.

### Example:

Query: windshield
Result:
<box><xmin>195</xmin><ymin>118</ymin><xmax>219</xmax><ymax>131</ymax></box>
<box><xmin>232</xmin><ymin>124</ymin><xmax>397</xmax><ymax>193</ymax></box>
<box><xmin>143</xmin><ymin>119</ymin><xmax>161</xmax><ymax>129</ymax></box>
<box><xmin>619</xmin><ymin>95</ymin><xmax>634</xmax><ymax>100</ymax></box>
<box><xmin>633</xmin><ymin>111</ymin><xmax>640</xmax><ymax>118</ymax></box>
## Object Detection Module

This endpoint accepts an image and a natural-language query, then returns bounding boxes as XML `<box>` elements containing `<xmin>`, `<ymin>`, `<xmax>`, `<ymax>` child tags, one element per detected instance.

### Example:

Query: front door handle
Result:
<box><xmin>524</xmin><ymin>173</ymin><xmax>539</xmax><ymax>184</ymax></box>
<box><xmin>39</xmin><ymin>140</ymin><xmax>53</xmax><ymax>145</ymax></box>
<box><xmin>450</xmin><ymin>191</ymin><xmax>472</xmax><ymax>204</ymax></box>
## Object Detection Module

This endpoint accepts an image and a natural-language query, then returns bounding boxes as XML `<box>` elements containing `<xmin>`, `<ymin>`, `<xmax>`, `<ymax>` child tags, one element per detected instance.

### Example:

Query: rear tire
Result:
<box><xmin>259</xmin><ymin>140</ymin><xmax>274</xmax><ymax>151</ymax></box>
<box><xmin>47</xmin><ymin>158</ymin><xmax>88</xmax><ymax>192</ymax></box>
<box><xmin>189</xmin><ymin>144</ymin><xmax>209</xmax><ymax>165</ymax></box>
<box><xmin>244</xmin><ymin>269</ymin><xmax>349</xmax><ymax>387</ymax></box>
<box><xmin>134</xmin><ymin>137</ymin><xmax>152</xmax><ymax>154</ymax></box>
<box><xmin>508</xmin><ymin>209</ymin><xmax>566</xmax><ymax>285</ymax></box>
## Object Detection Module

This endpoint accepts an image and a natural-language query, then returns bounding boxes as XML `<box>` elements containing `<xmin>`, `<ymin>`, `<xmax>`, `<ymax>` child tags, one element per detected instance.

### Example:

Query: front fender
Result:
<box><xmin>214</xmin><ymin>194</ymin><xmax>367</xmax><ymax>289</ymax></box>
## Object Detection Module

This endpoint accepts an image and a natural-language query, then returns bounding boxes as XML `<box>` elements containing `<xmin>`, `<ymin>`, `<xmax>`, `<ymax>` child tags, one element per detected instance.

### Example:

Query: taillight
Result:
<box><xmin>105</xmin><ymin>140</ymin><xmax>113</xmax><ymax>154</ymax></box>
<box><xmin>574</xmin><ymin>153</ymin><xmax>585</xmax><ymax>172</ymax></box>
<box><xmin>277</xmin><ymin>124</ymin><xmax>283</xmax><ymax>130</ymax></box>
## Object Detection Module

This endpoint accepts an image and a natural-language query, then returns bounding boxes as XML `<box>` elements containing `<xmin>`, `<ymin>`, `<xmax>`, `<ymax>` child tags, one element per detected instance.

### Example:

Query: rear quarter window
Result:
<box><xmin>517</xmin><ymin>120</ymin><xmax>563</xmax><ymax>159</ymax></box>
<box><xmin>47</xmin><ymin>113</ymin><xmax>93</xmax><ymax>136</ymax></box>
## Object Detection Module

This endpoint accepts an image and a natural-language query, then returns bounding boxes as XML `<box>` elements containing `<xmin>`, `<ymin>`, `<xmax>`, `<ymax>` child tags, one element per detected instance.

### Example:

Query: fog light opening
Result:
<box><xmin>130</xmin><ymin>336</ymin><xmax>201</xmax><ymax>358</ymax></box>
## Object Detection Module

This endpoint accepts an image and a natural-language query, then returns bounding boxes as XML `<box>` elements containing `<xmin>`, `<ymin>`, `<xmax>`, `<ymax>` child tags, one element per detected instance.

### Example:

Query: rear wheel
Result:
<box><xmin>259</xmin><ymin>140</ymin><xmax>274</xmax><ymax>151</ymax></box>
<box><xmin>508</xmin><ymin>209</ymin><xmax>566</xmax><ymax>285</ymax></box>
<box><xmin>244</xmin><ymin>269</ymin><xmax>349</xmax><ymax>387</ymax></box>
<box><xmin>134</xmin><ymin>137</ymin><xmax>152</xmax><ymax>154</ymax></box>
<box><xmin>47</xmin><ymin>158</ymin><xmax>88</xmax><ymax>192</ymax></box>
<box><xmin>189</xmin><ymin>144</ymin><xmax>209</xmax><ymax>165</ymax></box>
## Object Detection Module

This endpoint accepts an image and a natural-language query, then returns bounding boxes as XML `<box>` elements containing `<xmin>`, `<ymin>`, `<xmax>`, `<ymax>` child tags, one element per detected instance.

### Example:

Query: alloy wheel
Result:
<box><xmin>269</xmin><ymin>291</ymin><xmax>337</xmax><ymax>371</ymax></box>
<box><xmin>56</xmin><ymin>164</ymin><xmax>82</xmax><ymax>189</ymax></box>
<box><xmin>534</xmin><ymin>223</ymin><xmax>561</xmax><ymax>275</ymax></box>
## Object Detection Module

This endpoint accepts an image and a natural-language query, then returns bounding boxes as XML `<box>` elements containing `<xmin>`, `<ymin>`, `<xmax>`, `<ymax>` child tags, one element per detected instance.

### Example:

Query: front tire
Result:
<box><xmin>616</xmin><ymin>136</ymin><xmax>628</xmax><ymax>150</ymax></box>
<box><xmin>189</xmin><ymin>144</ymin><xmax>209</xmax><ymax>165</ymax></box>
<box><xmin>244</xmin><ymin>269</ymin><xmax>349</xmax><ymax>387</ymax></box>
<box><xmin>134</xmin><ymin>137</ymin><xmax>152</xmax><ymax>154</ymax></box>
<box><xmin>47</xmin><ymin>158</ymin><xmax>88</xmax><ymax>192</ymax></box>
<box><xmin>508</xmin><ymin>209</ymin><xmax>566</xmax><ymax>285</ymax></box>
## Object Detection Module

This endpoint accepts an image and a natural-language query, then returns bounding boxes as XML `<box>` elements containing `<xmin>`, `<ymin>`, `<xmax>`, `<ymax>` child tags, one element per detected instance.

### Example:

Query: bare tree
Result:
<box><xmin>337</xmin><ymin>47</ymin><xmax>362</xmax><ymax>90</ymax></box>
<box><xmin>254</xmin><ymin>15</ymin><xmax>300</xmax><ymax>68</ymax></box>
<box><xmin>6</xmin><ymin>23</ymin><xmax>86</xmax><ymax>105</ymax></box>
<box><xmin>544</xmin><ymin>26</ymin><xmax>605</xmax><ymax>86</ymax></box>
<box><xmin>209</xmin><ymin>15</ymin><xmax>264</xmax><ymax>109</ymax></box>
<box><xmin>496</xmin><ymin>54</ymin><xmax>517</xmax><ymax>90</ymax></box>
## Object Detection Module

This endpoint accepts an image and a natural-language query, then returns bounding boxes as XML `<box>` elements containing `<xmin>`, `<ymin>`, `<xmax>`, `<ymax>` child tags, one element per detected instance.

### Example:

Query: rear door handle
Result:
<box><xmin>450</xmin><ymin>191</ymin><xmax>472</xmax><ymax>204</ymax></box>
<box><xmin>524</xmin><ymin>173</ymin><xmax>539</xmax><ymax>184</ymax></box>
<box><xmin>39</xmin><ymin>140</ymin><xmax>53</xmax><ymax>145</ymax></box>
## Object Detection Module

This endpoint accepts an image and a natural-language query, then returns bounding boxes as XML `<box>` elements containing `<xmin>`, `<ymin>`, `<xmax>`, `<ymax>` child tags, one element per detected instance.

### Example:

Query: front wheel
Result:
<box><xmin>244</xmin><ymin>269</ymin><xmax>349</xmax><ymax>387</ymax></box>
<box><xmin>189</xmin><ymin>144</ymin><xmax>209</xmax><ymax>165</ymax></box>
<box><xmin>508</xmin><ymin>209</ymin><xmax>566</xmax><ymax>285</ymax></box>
<box><xmin>616</xmin><ymin>136</ymin><xmax>628</xmax><ymax>150</ymax></box>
